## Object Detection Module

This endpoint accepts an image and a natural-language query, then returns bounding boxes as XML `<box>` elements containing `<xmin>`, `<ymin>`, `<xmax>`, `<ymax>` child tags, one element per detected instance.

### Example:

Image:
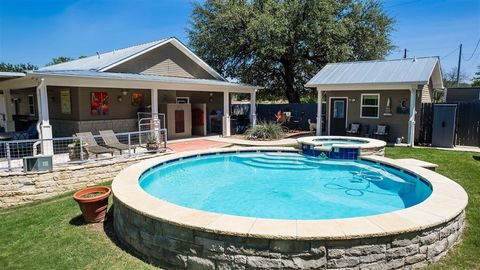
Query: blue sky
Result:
<box><xmin>0</xmin><ymin>0</ymin><xmax>479</xmax><ymax>80</ymax></box>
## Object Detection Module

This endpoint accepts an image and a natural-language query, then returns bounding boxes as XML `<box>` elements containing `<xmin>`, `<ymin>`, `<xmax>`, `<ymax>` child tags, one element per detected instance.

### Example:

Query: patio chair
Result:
<box><xmin>76</xmin><ymin>132</ymin><xmax>114</xmax><ymax>158</ymax></box>
<box><xmin>372</xmin><ymin>124</ymin><xmax>390</xmax><ymax>142</ymax></box>
<box><xmin>346</xmin><ymin>123</ymin><xmax>361</xmax><ymax>136</ymax></box>
<box><xmin>99</xmin><ymin>130</ymin><xmax>136</xmax><ymax>154</ymax></box>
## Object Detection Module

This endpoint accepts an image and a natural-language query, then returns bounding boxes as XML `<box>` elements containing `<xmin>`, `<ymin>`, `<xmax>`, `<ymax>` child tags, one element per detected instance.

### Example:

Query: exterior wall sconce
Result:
<box><xmin>117</xmin><ymin>95</ymin><xmax>123</xmax><ymax>103</ymax></box>
<box><xmin>209</xmin><ymin>92</ymin><xmax>214</xmax><ymax>103</ymax></box>
<box><xmin>348</xmin><ymin>98</ymin><xmax>356</xmax><ymax>102</ymax></box>
<box><xmin>122</xmin><ymin>90</ymin><xmax>128</xmax><ymax>96</ymax></box>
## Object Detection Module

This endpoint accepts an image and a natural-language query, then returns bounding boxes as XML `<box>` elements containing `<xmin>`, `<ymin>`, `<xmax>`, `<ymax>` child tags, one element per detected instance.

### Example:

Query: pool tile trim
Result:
<box><xmin>112</xmin><ymin>146</ymin><xmax>468</xmax><ymax>240</ymax></box>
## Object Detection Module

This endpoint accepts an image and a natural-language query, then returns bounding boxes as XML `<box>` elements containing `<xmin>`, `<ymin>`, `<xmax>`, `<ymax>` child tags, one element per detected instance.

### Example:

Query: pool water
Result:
<box><xmin>140</xmin><ymin>152</ymin><xmax>432</xmax><ymax>220</ymax></box>
<box><xmin>312</xmin><ymin>139</ymin><xmax>367</xmax><ymax>147</ymax></box>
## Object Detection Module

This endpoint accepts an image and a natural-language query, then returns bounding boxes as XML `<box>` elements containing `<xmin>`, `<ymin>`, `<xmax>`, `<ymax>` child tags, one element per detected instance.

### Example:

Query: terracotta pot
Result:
<box><xmin>73</xmin><ymin>186</ymin><xmax>111</xmax><ymax>223</ymax></box>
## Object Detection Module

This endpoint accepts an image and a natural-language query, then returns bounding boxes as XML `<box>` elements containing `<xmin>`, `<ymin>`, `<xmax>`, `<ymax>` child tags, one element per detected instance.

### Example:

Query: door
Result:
<box><xmin>432</xmin><ymin>104</ymin><xmax>457</xmax><ymax>148</ymax></box>
<box><xmin>191</xmin><ymin>103</ymin><xmax>207</xmax><ymax>136</ymax></box>
<box><xmin>330</xmin><ymin>98</ymin><xmax>347</xmax><ymax>135</ymax></box>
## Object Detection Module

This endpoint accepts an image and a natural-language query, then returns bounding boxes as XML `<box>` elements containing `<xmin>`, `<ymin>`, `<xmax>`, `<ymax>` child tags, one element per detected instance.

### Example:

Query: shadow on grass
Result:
<box><xmin>69</xmin><ymin>214</ymin><xmax>87</xmax><ymax>226</ymax></box>
<box><xmin>473</xmin><ymin>155</ymin><xmax>480</xmax><ymax>161</ymax></box>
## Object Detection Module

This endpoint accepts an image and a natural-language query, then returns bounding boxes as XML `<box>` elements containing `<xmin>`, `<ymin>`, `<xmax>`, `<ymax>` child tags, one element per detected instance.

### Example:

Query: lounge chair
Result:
<box><xmin>99</xmin><ymin>130</ymin><xmax>136</xmax><ymax>154</ymax></box>
<box><xmin>373</xmin><ymin>124</ymin><xmax>389</xmax><ymax>141</ymax></box>
<box><xmin>346</xmin><ymin>123</ymin><xmax>361</xmax><ymax>136</ymax></box>
<box><xmin>76</xmin><ymin>132</ymin><xmax>114</xmax><ymax>157</ymax></box>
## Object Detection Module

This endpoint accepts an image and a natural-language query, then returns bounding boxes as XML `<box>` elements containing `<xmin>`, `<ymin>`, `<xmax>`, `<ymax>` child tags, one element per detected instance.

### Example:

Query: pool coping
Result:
<box><xmin>112</xmin><ymin>146</ymin><xmax>468</xmax><ymax>240</ymax></box>
<box><xmin>297</xmin><ymin>136</ymin><xmax>387</xmax><ymax>150</ymax></box>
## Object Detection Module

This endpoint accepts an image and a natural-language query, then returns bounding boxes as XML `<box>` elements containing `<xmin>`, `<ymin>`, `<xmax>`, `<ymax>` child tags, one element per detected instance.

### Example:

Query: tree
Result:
<box><xmin>472</xmin><ymin>65</ymin><xmax>480</xmax><ymax>86</ymax></box>
<box><xmin>46</xmin><ymin>56</ymin><xmax>74</xmax><ymax>66</ymax></box>
<box><xmin>0</xmin><ymin>62</ymin><xmax>38</xmax><ymax>72</ymax></box>
<box><xmin>442</xmin><ymin>67</ymin><xmax>469</xmax><ymax>88</ymax></box>
<box><xmin>189</xmin><ymin>0</ymin><xmax>395</xmax><ymax>102</ymax></box>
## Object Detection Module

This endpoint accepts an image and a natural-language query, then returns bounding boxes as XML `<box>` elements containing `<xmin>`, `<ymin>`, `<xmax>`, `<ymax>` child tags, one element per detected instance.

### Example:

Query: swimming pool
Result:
<box><xmin>140</xmin><ymin>152</ymin><xmax>431</xmax><ymax>219</ymax></box>
<box><xmin>113</xmin><ymin>147</ymin><xmax>467</xmax><ymax>269</ymax></box>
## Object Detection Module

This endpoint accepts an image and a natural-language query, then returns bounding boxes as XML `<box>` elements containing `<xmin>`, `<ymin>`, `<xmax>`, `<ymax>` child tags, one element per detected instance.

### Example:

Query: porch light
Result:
<box><xmin>122</xmin><ymin>90</ymin><xmax>128</xmax><ymax>96</ymax></box>
<box><xmin>348</xmin><ymin>98</ymin><xmax>356</xmax><ymax>102</ymax></box>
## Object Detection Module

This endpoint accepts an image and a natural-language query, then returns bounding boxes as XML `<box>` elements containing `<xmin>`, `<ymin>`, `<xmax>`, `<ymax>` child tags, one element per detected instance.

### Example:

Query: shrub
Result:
<box><xmin>245</xmin><ymin>121</ymin><xmax>285</xmax><ymax>140</ymax></box>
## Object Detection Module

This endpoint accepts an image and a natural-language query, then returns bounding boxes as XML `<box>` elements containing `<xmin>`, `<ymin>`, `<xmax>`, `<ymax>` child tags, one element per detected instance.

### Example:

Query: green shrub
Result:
<box><xmin>245</xmin><ymin>121</ymin><xmax>285</xmax><ymax>140</ymax></box>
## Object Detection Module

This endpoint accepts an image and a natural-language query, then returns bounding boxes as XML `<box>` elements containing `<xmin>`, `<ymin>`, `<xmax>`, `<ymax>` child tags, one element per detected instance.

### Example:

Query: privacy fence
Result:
<box><xmin>419</xmin><ymin>102</ymin><xmax>480</xmax><ymax>147</ymax></box>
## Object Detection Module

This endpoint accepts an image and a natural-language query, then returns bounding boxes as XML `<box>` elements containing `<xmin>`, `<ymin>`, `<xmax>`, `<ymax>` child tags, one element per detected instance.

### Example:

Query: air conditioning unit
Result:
<box><xmin>23</xmin><ymin>155</ymin><xmax>53</xmax><ymax>173</ymax></box>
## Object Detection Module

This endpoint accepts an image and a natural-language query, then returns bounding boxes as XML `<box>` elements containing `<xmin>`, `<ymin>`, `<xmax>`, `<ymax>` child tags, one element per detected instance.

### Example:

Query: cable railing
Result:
<box><xmin>0</xmin><ymin>129</ymin><xmax>167</xmax><ymax>172</ymax></box>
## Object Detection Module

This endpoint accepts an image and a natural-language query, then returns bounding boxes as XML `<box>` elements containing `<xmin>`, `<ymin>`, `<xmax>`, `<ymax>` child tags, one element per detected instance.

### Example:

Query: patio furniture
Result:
<box><xmin>373</xmin><ymin>124</ymin><xmax>390</xmax><ymax>141</ymax></box>
<box><xmin>99</xmin><ymin>130</ymin><xmax>136</xmax><ymax>154</ymax></box>
<box><xmin>76</xmin><ymin>132</ymin><xmax>114</xmax><ymax>157</ymax></box>
<box><xmin>346</xmin><ymin>123</ymin><xmax>361</xmax><ymax>136</ymax></box>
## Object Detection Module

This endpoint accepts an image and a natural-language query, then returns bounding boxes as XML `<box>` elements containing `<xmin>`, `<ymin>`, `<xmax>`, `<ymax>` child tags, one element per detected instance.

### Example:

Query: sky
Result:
<box><xmin>0</xmin><ymin>0</ymin><xmax>479</xmax><ymax>81</ymax></box>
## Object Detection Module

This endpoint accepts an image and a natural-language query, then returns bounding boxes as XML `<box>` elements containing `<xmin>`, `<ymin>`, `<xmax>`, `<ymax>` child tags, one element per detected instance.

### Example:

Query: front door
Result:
<box><xmin>330</xmin><ymin>98</ymin><xmax>347</xmax><ymax>135</ymax></box>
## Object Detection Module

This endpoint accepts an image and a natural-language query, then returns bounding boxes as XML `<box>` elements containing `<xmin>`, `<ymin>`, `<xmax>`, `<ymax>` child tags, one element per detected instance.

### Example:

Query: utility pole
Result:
<box><xmin>456</xmin><ymin>44</ymin><xmax>462</xmax><ymax>86</ymax></box>
<box><xmin>403</xmin><ymin>48</ymin><xmax>407</xmax><ymax>58</ymax></box>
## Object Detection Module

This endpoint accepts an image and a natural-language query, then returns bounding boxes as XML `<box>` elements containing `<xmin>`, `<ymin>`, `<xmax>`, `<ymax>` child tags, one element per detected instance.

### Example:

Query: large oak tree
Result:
<box><xmin>189</xmin><ymin>0</ymin><xmax>395</xmax><ymax>102</ymax></box>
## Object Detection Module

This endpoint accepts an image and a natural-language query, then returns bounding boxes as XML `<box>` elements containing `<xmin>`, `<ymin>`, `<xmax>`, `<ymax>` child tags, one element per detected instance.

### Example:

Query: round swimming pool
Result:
<box><xmin>113</xmin><ymin>147</ymin><xmax>467</xmax><ymax>269</ymax></box>
<box><xmin>140</xmin><ymin>152</ymin><xmax>431</xmax><ymax>220</ymax></box>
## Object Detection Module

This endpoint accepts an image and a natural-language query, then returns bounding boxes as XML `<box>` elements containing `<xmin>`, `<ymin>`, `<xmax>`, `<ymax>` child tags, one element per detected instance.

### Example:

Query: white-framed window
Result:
<box><xmin>28</xmin><ymin>95</ymin><xmax>35</xmax><ymax>115</ymax></box>
<box><xmin>360</xmin><ymin>93</ymin><xmax>379</xmax><ymax>118</ymax></box>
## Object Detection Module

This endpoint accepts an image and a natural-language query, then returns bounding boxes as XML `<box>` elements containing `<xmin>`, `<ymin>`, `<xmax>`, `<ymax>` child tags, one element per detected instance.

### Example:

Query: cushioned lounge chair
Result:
<box><xmin>76</xmin><ymin>132</ymin><xmax>114</xmax><ymax>157</ymax></box>
<box><xmin>99</xmin><ymin>130</ymin><xmax>136</xmax><ymax>154</ymax></box>
<box><xmin>346</xmin><ymin>123</ymin><xmax>361</xmax><ymax>136</ymax></box>
<box><xmin>373</xmin><ymin>124</ymin><xmax>389</xmax><ymax>141</ymax></box>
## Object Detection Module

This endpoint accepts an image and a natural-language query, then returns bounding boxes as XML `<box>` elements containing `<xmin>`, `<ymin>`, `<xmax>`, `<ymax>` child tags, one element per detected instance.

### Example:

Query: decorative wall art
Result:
<box><xmin>91</xmin><ymin>92</ymin><xmax>109</xmax><ymax>115</ymax></box>
<box><xmin>131</xmin><ymin>92</ymin><xmax>144</xmax><ymax>106</ymax></box>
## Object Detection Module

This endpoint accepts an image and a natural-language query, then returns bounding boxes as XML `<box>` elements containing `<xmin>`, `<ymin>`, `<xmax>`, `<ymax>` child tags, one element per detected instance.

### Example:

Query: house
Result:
<box><xmin>0</xmin><ymin>37</ymin><xmax>259</xmax><ymax>143</ymax></box>
<box><xmin>306</xmin><ymin>57</ymin><xmax>444</xmax><ymax>145</ymax></box>
<box><xmin>445</xmin><ymin>87</ymin><xmax>480</xmax><ymax>103</ymax></box>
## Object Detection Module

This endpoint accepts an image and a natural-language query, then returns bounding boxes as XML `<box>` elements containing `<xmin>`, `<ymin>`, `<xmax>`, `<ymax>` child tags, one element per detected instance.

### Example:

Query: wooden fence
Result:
<box><xmin>419</xmin><ymin>102</ymin><xmax>480</xmax><ymax>147</ymax></box>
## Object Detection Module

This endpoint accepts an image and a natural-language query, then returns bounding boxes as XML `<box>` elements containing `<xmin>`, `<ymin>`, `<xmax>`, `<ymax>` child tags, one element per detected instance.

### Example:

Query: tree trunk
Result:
<box><xmin>282</xmin><ymin>59</ymin><xmax>300</xmax><ymax>103</ymax></box>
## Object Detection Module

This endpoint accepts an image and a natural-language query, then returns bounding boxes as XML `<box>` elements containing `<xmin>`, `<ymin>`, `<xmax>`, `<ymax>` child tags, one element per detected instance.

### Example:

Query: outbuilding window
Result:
<box><xmin>360</xmin><ymin>94</ymin><xmax>379</xmax><ymax>118</ymax></box>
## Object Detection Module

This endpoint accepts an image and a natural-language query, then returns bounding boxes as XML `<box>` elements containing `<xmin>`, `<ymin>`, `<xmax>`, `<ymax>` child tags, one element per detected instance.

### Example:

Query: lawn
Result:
<box><xmin>0</xmin><ymin>147</ymin><xmax>479</xmax><ymax>269</ymax></box>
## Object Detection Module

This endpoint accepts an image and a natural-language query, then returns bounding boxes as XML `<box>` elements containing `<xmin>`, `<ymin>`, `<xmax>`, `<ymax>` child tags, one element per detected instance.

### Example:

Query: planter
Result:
<box><xmin>68</xmin><ymin>143</ymin><xmax>89</xmax><ymax>161</ymax></box>
<box><xmin>73</xmin><ymin>186</ymin><xmax>111</xmax><ymax>223</ymax></box>
<box><xmin>146</xmin><ymin>142</ymin><xmax>160</xmax><ymax>151</ymax></box>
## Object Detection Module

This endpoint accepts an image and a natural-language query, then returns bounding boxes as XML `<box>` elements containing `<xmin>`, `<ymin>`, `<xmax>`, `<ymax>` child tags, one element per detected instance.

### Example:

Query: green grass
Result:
<box><xmin>0</xmin><ymin>147</ymin><xmax>478</xmax><ymax>269</ymax></box>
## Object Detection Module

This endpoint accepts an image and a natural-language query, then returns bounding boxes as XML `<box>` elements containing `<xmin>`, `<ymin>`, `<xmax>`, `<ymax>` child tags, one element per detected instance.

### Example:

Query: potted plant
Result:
<box><xmin>146</xmin><ymin>134</ymin><xmax>160</xmax><ymax>151</ymax></box>
<box><xmin>73</xmin><ymin>186</ymin><xmax>111</xmax><ymax>223</ymax></box>
<box><xmin>68</xmin><ymin>135</ymin><xmax>89</xmax><ymax>161</ymax></box>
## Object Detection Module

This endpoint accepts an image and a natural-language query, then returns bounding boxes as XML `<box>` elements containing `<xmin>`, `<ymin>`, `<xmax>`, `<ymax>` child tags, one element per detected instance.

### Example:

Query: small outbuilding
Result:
<box><xmin>306</xmin><ymin>57</ymin><xmax>444</xmax><ymax>145</ymax></box>
<box><xmin>445</xmin><ymin>87</ymin><xmax>480</xmax><ymax>103</ymax></box>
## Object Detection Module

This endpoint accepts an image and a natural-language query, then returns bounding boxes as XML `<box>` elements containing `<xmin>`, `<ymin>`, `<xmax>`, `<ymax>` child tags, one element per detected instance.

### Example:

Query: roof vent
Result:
<box><xmin>413</xmin><ymin>57</ymin><xmax>417</xmax><ymax>62</ymax></box>
<box><xmin>96</xmin><ymin>52</ymin><xmax>100</xmax><ymax>59</ymax></box>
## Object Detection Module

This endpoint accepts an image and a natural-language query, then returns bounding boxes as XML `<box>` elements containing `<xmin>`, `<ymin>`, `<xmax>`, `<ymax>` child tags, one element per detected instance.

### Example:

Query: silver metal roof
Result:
<box><xmin>38</xmin><ymin>39</ymin><xmax>168</xmax><ymax>72</ymax></box>
<box><xmin>306</xmin><ymin>57</ymin><xmax>440</xmax><ymax>87</ymax></box>
<box><xmin>30</xmin><ymin>70</ymin><xmax>257</xmax><ymax>88</ymax></box>
<box><xmin>0</xmin><ymin>72</ymin><xmax>26</xmax><ymax>81</ymax></box>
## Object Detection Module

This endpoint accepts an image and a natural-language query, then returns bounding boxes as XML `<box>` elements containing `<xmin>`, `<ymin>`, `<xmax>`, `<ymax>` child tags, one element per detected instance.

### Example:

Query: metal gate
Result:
<box><xmin>455</xmin><ymin>103</ymin><xmax>480</xmax><ymax>147</ymax></box>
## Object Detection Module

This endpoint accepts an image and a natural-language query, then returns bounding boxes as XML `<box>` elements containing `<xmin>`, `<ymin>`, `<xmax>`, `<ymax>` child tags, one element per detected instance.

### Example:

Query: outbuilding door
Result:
<box><xmin>330</xmin><ymin>98</ymin><xmax>347</xmax><ymax>135</ymax></box>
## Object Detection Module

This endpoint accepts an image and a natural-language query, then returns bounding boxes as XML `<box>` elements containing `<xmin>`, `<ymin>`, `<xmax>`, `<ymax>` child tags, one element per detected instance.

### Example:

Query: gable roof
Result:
<box><xmin>38</xmin><ymin>37</ymin><xmax>225</xmax><ymax>81</ymax></box>
<box><xmin>306</xmin><ymin>57</ymin><xmax>443</xmax><ymax>89</ymax></box>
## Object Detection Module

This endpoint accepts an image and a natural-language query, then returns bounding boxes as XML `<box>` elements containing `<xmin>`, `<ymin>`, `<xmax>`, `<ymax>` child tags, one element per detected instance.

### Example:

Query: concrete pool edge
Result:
<box><xmin>112</xmin><ymin>147</ymin><xmax>468</xmax><ymax>269</ymax></box>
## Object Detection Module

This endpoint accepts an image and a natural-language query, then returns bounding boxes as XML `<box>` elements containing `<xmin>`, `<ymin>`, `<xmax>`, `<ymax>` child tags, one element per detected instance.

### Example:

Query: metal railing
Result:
<box><xmin>0</xmin><ymin>129</ymin><xmax>167</xmax><ymax>172</ymax></box>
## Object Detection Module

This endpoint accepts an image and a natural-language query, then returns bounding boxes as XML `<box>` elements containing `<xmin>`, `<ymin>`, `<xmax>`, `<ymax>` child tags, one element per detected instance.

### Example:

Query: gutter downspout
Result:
<box><xmin>32</xmin><ymin>78</ymin><xmax>45</xmax><ymax>155</ymax></box>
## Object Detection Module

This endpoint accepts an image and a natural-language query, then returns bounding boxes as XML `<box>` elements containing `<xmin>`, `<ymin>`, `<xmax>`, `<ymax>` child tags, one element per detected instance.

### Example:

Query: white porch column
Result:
<box><xmin>407</xmin><ymin>87</ymin><xmax>417</xmax><ymax>147</ymax></box>
<box><xmin>250</xmin><ymin>90</ymin><xmax>257</xmax><ymax>127</ymax></box>
<box><xmin>37</xmin><ymin>79</ymin><xmax>53</xmax><ymax>155</ymax></box>
<box><xmin>2</xmin><ymin>89</ymin><xmax>15</xmax><ymax>132</ymax></box>
<box><xmin>316</xmin><ymin>88</ymin><xmax>322</xmax><ymax>136</ymax></box>
<box><xmin>150</xmin><ymin>89</ymin><xmax>160</xmax><ymax>140</ymax></box>
<box><xmin>222</xmin><ymin>91</ymin><xmax>231</xmax><ymax>137</ymax></box>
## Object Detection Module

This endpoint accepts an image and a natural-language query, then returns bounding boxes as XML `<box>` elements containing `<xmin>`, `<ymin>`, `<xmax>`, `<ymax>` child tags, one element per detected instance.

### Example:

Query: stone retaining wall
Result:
<box><xmin>113</xmin><ymin>199</ymin><xmax>465</xmax><ymax>270</ymax></box>
<box><xmin>0</xmin><ymin>154</ymin><xmax>163</xmax><ymax>208</ymax></box>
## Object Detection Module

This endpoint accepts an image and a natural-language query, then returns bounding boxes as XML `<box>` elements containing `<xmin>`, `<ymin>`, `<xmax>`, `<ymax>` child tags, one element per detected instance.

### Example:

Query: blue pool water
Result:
<box><xmin>140</xmin><ymin>152</ymin><xmax>432</xmax><ymax>220</ymax></box>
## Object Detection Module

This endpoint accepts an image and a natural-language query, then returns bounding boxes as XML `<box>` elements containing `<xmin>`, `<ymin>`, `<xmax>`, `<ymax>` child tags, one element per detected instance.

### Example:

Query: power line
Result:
<box><xmin>462</xmin><ymin>39</ymin><xmax>480</xmax><ymax>61</ymax></box>
<box><xmin>441</xmin><ymin>47</ymin><xmax>459</xmax><ymax>59</ymax></box>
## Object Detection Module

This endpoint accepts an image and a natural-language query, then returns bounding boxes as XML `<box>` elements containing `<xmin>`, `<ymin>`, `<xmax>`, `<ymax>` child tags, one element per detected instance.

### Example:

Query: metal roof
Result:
<box><xmin>38</xmin><ymin>39</ymin><xmax>168</xmax><ymax>72</ymax></box>
<box><xmin>0</xmin><ymin>71</ymin><xmax>26</xmax><ymax>81</ymax></box>
<box><xmin>306</xmin><ymin>57</ymin><xmax>440</xmax><ymax>87</ymax></box>
<box><xmin>30</xmin><ymin>70</ymin><xmax>257</xmax><ymax>88</ymax></box>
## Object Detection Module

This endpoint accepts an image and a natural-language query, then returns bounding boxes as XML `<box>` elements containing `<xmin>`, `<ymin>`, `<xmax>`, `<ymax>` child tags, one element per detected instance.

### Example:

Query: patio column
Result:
<box><xmin>150</xmin><ymin>89</ymin><xmax>160</xmax><ymax>140</ymax></box>
<box><xmin>250</xmin><ymin>90</ymin><xmax>257</xmax><ymax>127</ymax></box>
<box><xmin>1</xmin><ymin>89</ymin><xmax>15</xmax><ymax>132</ymax></box>
<box><xmin>407</xmin><ymin>87</ymin><xmax>416</xmax><ymax>147</ymax></box>
<box><xmin>36</xmin><ymin>79</ymin><xmax>53</xmax><ymax>155</ymax></box>
<box><xmin>316</xmin><ymin>88</ymin><xmax>322</xmax><ymax>136</ymax></box>
<box><xmin>222</xmin><ymin>91</ymin><xmax>231</xmax><ymax>137</ymax></box>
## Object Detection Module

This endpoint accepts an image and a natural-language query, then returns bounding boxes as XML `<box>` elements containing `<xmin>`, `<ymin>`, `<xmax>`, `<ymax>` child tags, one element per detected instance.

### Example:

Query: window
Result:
<box><xmin>360</xmin><ymin>94</ymin><xmax>379</xmax><ymax>118</ymax></box>
<box><xmin>28</xmin><ymin>95</ymin><xmax>35</xmax><ymax>115</ymax></box>
<box><xmin>333</xmin><ymin>100</ymin><xmax>345</xmax><ymax>118</ymax></box>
